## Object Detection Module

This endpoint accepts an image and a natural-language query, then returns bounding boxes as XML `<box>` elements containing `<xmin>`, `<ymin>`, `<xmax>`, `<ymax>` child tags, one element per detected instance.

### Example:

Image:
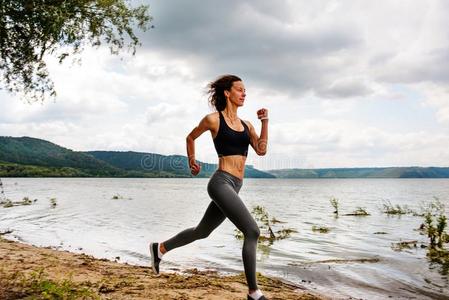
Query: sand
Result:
<box><xmin>0</xmin><ymin>236</ymin><xmax>327</xmax><ymax>300</ymax></box>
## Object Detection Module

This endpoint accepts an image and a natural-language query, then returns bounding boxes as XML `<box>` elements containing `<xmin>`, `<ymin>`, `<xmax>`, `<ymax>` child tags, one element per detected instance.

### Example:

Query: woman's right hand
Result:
<box><xmin>189</xmin><ymin>160</ymin><xmax>201</xmax><ymax>176</ymax></box>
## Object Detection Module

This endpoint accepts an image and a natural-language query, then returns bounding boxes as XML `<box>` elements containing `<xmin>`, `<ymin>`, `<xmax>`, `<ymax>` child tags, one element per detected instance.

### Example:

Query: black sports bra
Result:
<box><xmin>213</xmin><ymin>110</ymin><xmax>250</xmax><ymax>157</ymax></box>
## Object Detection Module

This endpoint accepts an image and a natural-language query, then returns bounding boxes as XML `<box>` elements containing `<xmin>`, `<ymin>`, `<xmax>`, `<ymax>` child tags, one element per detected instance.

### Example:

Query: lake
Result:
<box><xmin>1</xmin><ymin>178</ymin><xmax>448</xmax><ymax>299</ymax></box>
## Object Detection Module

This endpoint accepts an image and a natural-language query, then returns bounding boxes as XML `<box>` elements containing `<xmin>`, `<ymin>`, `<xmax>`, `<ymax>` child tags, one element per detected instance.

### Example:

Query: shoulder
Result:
<box><xmin>204</xmin><ymin>112</ymin><xmax>219</xmax><ymax>123</ymax></box>
<box><xmin>242</xmin><ymin>119</ymin><xmax>254</xmax><ymax>131</ymax></box>
<box><xmin>200</xmin><ymin>112</ymin><xmax>220</xmax><ymax>129</ymax></box>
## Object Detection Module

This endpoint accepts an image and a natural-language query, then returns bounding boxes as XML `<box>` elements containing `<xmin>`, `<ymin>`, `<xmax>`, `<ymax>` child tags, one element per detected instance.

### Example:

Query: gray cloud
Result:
<box><xmin>378</xmin><ymin>49</ymin><xmax>449</xmax><ymax>85</ymax></box>
<box><xmin>142</xmin><ymin>0</ymin><xmax>363</xmax><ymax>96</ymax></box>
<box><xmin>316</xmin><ymin>78</ymin><xmax>373</xmax><ymax>99</ymax></box>
<box><xmin>136</xmin><ymin>0</ymin><xmax>449</xmax><ymax>100</ymax></box>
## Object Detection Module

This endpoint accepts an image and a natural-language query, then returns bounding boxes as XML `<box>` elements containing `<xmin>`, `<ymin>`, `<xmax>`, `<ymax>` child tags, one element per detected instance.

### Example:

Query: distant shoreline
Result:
<box><xmin>1</xmin><ymin>137</ymin><xmax>449</xmax><ymax>178</ymax></box>
<box><xmin>2</xmin><ymin>176</ymin><xmax>449</xmax><ymax>179</ymax></box>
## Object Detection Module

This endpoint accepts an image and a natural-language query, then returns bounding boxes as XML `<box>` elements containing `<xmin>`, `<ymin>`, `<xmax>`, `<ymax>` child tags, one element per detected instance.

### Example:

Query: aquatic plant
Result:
<box><xmin>427</xmin><ymin>248</ymin><xmax>449</xmax><ymax>276</ymax></box>
<box><xmin>419</xmin><ymin>197</ymin><xmax>449</xmax><ymax>275</ymax></box>
<box><xmin>330</xmin><ymin>197</ymin><xmax>339</xmax><ymax>216</ymax></box>
<box><xmin>270</xmin><ymin>217</ymin><xmax>286</xmax><ymax>224</ymax></box>
<box><xmin>391</xmin><ymin>240</ymin><xmax>417</xmax><ymax>252</ymax></box>
<box><xmin>426</xmin><ymin>213</ymin><xmax>449</xmax><ymax>249</ymax></box>
<box><xmin>234</xmin><ymin>205</ymin><xmax>297</xmax><ymax>244</ymax></box>
<box><xmin>436</xmin><ymin>214</ymin><xmax>447</xmax><ymax>248</ymax></box>
<box><xmin>276</xmin><ymin>228</ymin><xmax>297</xmax><ymax>239</ymax></box>
<box><xmin>0</xmin><ymin>178</ymin><xmax>6</xmax><ymax>202</ymax></box>
<box><xmin>1</xmin><ymin>197</ymin><xmax>37</xmax><ymax>208</ymax></box>
<box><xmin>1</xmin><ymin>199</ymin><xmax>13</xmax><ymax>208</ymax></box>
<box><xmin>381</xmin><ymin>200</ymin><xmax>413</xmax><ymax>215</ymax></box>
<box><xmin>312</xmin><ymin>225</ymin><xmax>330</xmax><ymax>233</ymax></box>
<box><xmin>421</xmin><ymin>197</ymin><xmax>448</xmax><ymax>249</ymax></box>
<box><xmin>111</xmin><ymin>194</ymin><xmax>132</xmax><ymax>200</ymax></box>
<box><xmin>21</xmin><ymin>197</ymin><xmax>33</xmax><ymax>205</ymax></box>
<box><xmin>344</xmin><ymin>207</ymin><xmax>370</xmax><ymax>216</ymax></box>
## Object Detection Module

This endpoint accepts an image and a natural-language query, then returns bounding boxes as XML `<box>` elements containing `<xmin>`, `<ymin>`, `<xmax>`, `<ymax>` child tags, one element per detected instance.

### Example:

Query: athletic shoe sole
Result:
<box><xmin>149</xmin><ymin>242</ymin><xmax>160</xmax><ymax>275</ymax></box>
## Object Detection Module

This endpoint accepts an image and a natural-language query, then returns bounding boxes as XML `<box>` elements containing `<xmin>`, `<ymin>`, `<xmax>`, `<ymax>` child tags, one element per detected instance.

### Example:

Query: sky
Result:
<box><xmin>1</xmin><ymin>0</ymin><xmax>449</xmax><ymax>170</ymax></box>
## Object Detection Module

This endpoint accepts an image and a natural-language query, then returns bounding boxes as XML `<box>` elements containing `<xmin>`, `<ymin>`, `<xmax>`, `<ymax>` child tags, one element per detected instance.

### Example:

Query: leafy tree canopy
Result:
<box><xmin>0</xmin><ymin>0</ymin><xmax>152</xmax><ymax>102</ymax></box>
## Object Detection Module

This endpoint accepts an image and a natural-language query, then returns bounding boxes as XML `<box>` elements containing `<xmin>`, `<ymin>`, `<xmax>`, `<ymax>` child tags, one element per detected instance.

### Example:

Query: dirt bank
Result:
<box><xmin>0</xmin><ymin>237</ymin><xmax>327</xmax><ymax>299</ymax></box>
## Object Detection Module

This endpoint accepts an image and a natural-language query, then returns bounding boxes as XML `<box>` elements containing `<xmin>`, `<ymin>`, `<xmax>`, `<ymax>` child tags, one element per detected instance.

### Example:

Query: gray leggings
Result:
<box><xmin>163</xmin><ymin>169</ymin><xmax>260</xmax><ymax>290</ymax></box>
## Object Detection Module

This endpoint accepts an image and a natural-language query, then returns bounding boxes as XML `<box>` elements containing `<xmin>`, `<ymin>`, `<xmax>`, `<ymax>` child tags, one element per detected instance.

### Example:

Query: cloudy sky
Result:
<box><xmin>1</xmin><ymin>0</ymin><xmax>449</xmax><ymax>170</ymax></box>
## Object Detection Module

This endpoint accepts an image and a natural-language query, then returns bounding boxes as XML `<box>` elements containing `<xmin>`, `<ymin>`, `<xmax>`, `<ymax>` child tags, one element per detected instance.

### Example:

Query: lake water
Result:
<box><xmin>1</xmin><ymin>178</ymin><xmax>449</xmax><ymax>299</ymax></box>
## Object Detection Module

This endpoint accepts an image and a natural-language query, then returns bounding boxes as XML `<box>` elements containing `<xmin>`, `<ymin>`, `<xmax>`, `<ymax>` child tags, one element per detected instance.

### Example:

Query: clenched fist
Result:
<box><xmin>190</xmin><ymin>160</ymin><xmax>201</xmax><ymax>176</ymax></box>
<box><xmin>257</xmin><ymin>108</ymin><xmax>268</xmax><ymax>121</ymax></box>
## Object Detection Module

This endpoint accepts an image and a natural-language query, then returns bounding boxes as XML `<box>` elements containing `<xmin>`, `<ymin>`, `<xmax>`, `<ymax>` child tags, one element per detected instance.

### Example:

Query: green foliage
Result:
<box><xmin>422</xmin><ymin>197</ymin><xmax>448</xmax><ymax>249</ymax></box>
<box><xmin>419</xmin><ymin>197</ymin><xmax>449</xmax><ymax>275</ymax></box>
<box><xmin>1</xmin><ymin>199</ymin><xmax>13</xmax><ymax>207</ymax></box>
<box><xmin>330</xmin><ymin>197</ymin><xmax>339</xmax><ymax>215</ymax></box>
<box><xmin>344</xmin><ymin>207</ymin><xmax>370</xmax><ymax>216</ymax></box>
<box><xmin>234</xmin><ymin>205</ymin><xmax>297</xmax><ymax>245</ymax></box>
<box><xmin>354</xmin><ymin>207</ymin><xmax>370</xmax><ymax>216</ymax></box>
<box><xmin>312</xmin><ymin>225</ymin><xmax>330</xmax><ymax>233</ymax></box>
<box><xmin>1</xmin><ymin>196</ymin><xmax>37</xmax><ymax>208</ymax></box>
<box><xmin>391</xmin><ymin>240</ymin><xmax>417</xmax><ymax>252</ymax></box>
<box><xmin>381</xmin><ymin>200</ymin><xmax>415</xmax><ymax>215</ymax></box>
<box><xmin>425</xmin><ymin>212</ymin><xmax>437</xmax><ymax>246</ymax></box>
<box><xmin>6</xmin><ymin>268</ymin><xmax>100</xmax><ymax>299</ymax></box>
<box><xmin>1</xmin><ymin>161</ymin><xmax>89</xmax><ymax>177</ymax></box>
<box><xmin>427</xmin><ymin>248</ymin><xmax>449</xmax><ymax>276</ymax></box>
<box><xmin>0</xmin><ymin>0</ymin><xmax>152</xmax><ymax>102</ymax></box>
<box><xmin>437</xmin><ymin>215</ymin><xmax>447</xmax><ymax>247</ymax></box>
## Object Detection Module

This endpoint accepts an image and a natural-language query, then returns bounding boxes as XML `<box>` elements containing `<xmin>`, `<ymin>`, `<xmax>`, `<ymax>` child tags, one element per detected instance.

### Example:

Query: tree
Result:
<box><xmin>0</xmin><ymin>0</ymin><xmax>152</xmax><ymax>102</ymax></box>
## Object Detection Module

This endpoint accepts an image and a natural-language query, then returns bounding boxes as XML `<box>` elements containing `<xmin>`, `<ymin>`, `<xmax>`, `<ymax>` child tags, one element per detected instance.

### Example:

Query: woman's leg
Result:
<box><xmin>207</xmin><ymin>176</ymin><xmax>260</xmax><ymax>291</ymax></box>
<box><xmin>162</xmin><ymin>200</ymin><xmax>226</xmax><ymax>251</ymax></box>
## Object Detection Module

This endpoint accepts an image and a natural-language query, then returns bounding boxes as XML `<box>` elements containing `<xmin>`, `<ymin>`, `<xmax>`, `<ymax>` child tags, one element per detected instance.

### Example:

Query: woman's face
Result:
<box><xmin>226</xmin><ymin>81</ymin><xmax>246</xmax><ymax>107</ymax></box>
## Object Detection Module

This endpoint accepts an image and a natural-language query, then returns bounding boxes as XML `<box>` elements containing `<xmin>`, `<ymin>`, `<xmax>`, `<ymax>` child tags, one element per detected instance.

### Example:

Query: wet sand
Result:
<box><xmin>0</xmin><ymin>237</ymin><xmax>327</xmax><ymax>299</ymax></box>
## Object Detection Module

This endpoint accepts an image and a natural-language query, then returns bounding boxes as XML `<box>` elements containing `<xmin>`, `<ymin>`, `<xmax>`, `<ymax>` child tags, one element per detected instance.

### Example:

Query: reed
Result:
<box><xmin>344</xmin><ymin>207</ymin><xmax>370</xmax><ymax>216</ymax></box>
<box><xmin>420</xmin><ymin>197</ymin><xmax>449</xmax><ymax>275</ymax></box>
<box><xmin>381</xmin><ymin>200</ymin><xmax>412</xmax><ymax>215</ymax></box>
<box><xmin>234</xmin><ymin>205</ymin><xmax>297</xmax><ymax>244</ymax></box>
<box><xmin>330</xmin><ymin>197</ymin><xmax>339</xmax><ymax>216</ymax></box>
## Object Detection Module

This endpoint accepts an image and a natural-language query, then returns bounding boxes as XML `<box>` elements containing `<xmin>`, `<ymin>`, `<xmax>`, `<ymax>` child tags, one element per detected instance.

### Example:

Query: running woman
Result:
<box><xmin>150</xmin><ymin>74</ymin><xmax>269</xmax><ymax>300</ymax></box>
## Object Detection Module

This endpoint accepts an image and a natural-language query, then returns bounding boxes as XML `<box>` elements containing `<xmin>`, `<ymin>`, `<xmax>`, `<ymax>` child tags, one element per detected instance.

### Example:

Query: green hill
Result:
<box><xmin>87</xmin><ymin>151</ymin><xmax>275</xmax><ymax>178</ymax></box>
<box><xmin>2</xmin><ymin>136</ymin><xmax>447</xmax><ymax>178</ymax></box>
<box><xmin>0</xmin><ymin>136</ymin><xmax>121</xmax><ymax>176</ymax></box>
<box><xmin>0</xmin><ymin>136</ymin><xmax>275</xmax><ymax>178</ymax></box>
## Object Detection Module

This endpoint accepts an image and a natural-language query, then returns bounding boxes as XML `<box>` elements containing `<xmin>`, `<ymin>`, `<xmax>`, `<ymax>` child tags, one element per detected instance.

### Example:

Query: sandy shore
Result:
<box><xmin>0</xmin><ymin>236</ymin><xmax>327</xmax><ymax>299</ymax></box>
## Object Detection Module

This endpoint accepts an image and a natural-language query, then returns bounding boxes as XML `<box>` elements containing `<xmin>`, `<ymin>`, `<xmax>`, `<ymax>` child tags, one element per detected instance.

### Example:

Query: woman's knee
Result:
<box><xmin>244</xmin><ymin>223</ymin><xmax>260</xmax><ymax>240</ymax></box>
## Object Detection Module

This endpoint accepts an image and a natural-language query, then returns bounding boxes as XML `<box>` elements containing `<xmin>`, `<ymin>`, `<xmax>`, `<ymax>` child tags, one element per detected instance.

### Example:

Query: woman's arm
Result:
<box><xmin>186</xmin><ymin>114</ymin><xmax>215</xmax><ymax>175</ymax></box>
<box><xmin>246</xmin><ymin>108</ymin><xmax>269</xmax><ymax>156</ymax></box>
